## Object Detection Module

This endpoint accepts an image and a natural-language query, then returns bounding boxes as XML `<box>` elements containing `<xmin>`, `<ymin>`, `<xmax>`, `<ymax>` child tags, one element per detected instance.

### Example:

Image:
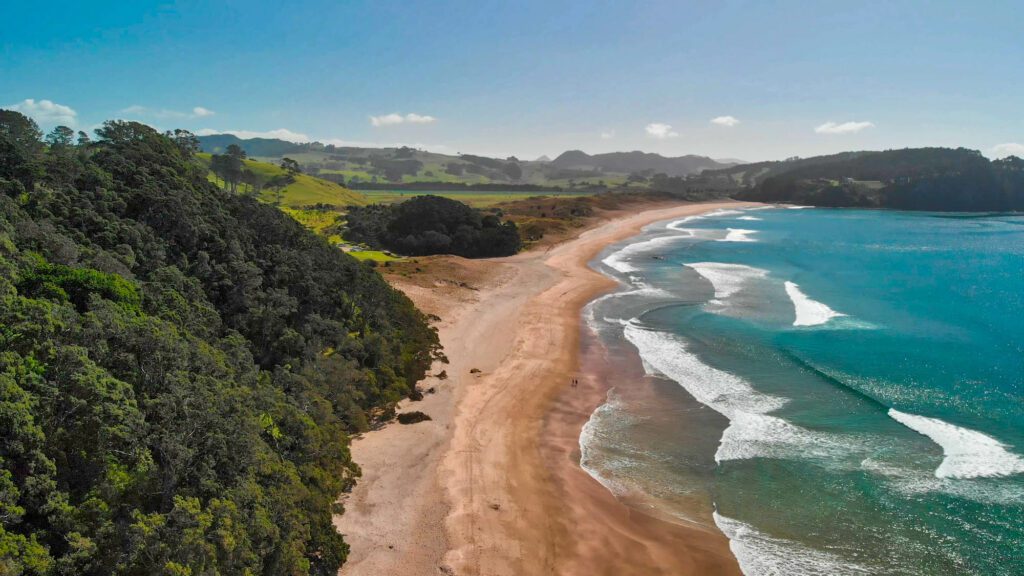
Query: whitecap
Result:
<box><xmin>686</xmin><ymin>262</ymin><xmax>769</xmax><ymax>300</ymax></box>
<box><xmin>718</xmin><ymin>228</ymin><xmax>758</xmax><ymax>242</ymax></box>
<box><xmin>714</xmin><ymin>513</ymin><xmax>875</xmax><ymax>576</ymax></box>
<box><xmin>887</xmin><ymin>409</ymin><xmax>1024</xmax><ymax>479</ymax></box>
<box><xmin>784</xmin><ymin>281</ymin><xmax>847</xmax><ymax>327</ymax></box>
<box><xmin>736</xmin><ymin>215</ymin><xmax>763</xmax><ymax>221</ymax></box>
<box><xmin>716</xmin><ymin>411</ymin><xmax>849</xmax><ymax>462</ymax></box>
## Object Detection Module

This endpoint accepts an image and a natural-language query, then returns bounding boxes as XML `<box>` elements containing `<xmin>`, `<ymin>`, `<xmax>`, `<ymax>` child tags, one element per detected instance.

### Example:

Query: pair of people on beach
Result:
<box><xmin>571</xmin><ymin>377</ymin><xmax>579</xmax><ymax>388</ymax></box>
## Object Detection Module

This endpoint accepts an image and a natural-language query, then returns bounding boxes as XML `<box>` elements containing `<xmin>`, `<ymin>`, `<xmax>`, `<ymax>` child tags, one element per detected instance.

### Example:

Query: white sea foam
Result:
<box><xmin>736</xmin><ymin>215</ymin><xmax>763</xmax><ymax>221</ymax></box>
<box><xmin>601</xmin><ymin>235</ymin><xmax>688</xmax><ymax>274</ymax></box>
<box><xmin>623</xmin><ymin>323</ymin><xmax>855</xmax><ymax>464</ymax></box>
<box><xmin>784</xmin><ymin>281</ymin><xmax>847</xmax><ymax>327</ymax></box>
<box><xmin>786</xmin><ymin>205</ymin><xmax>813</xmax><ymax>209</ymax></box>
<box><xmin>716</xmin><ymin>411</ymin><xmax>848</xmax><ymax>462</ymax></box>
<box><xmin>862</xmin><ymin>457</ymin><xmax>1024</xmax><ymax>505</ymax></box>
<box><xmin>887</xmin><ymin>409</ymin><xmax>1024</xmax><ymax>479</ymax></box>
<box><xmin>667</xmin><ymin>216</ymin><xmax>705</xmax><ymax>229</ymax></box>
<box><xmin>714</xmin><ymin>513</ymin><xmax>874</xmax><ymax>576</ymax></box>
<box><xmin>623</xmin><ymin>323</ymin><xmax>783</xmax><ymax>422</ymax></box>
<box><xmin>686</xmin><ymin>262</ymin><xmax>769</xmax><ymax>300</ymax></box>
<box><xmin>579</xmin><ymin>394</ymin><xmax>629</xmax><ymax>494</ymax></box>
<box><xmin>622</xmin><ymin>323</ymin><xmax>852</xmax><ymax>465</ymax></box>
<box><xmin>719</xmin><ymin>228</ymin><xmax>758</xmax><ymax>242</ymax></box>
<box><xmin>584</xmin><ymin>286</ymin><xmax>672</xmax><ymax>332</ymax></box>
<box><xmin>666</xmin><ymin>208</ymin><xmax>746</xmax><ymax>231</ymax></box>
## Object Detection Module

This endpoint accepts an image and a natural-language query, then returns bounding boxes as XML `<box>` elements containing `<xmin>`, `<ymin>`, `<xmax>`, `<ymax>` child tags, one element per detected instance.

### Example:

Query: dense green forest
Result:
<box><xmin>0</xmin><ymin>111</ymin><xmax>439</xmax><ymax>575</ymax></box>
<box><xmin>344</xmin><ymin>195</ymin><xmax>522</xmax><ymax>257</ymax></box>
<box><xmin>732</xmin><ymin>148</ymin><xmax>1024</xmax><ymax>210</ymax></box>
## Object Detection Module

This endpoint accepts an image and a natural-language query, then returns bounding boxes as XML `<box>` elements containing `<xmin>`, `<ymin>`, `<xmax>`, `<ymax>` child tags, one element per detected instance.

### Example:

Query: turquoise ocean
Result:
<box><xmin>581</xmin><ymin>207</ymin><xmax>1024</xmax><ymax>575</ymax></box>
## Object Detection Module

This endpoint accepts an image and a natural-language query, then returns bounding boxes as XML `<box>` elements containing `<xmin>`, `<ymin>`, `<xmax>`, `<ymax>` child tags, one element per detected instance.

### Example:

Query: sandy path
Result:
<box><xmin>336</xmin><ymin>201</ymin><xmax>753</xmax><ymax>576</ymax></box>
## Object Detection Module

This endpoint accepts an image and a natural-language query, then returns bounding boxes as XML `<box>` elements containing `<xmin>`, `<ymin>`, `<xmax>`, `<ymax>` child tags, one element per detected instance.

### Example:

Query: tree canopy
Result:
<box><xmin>0</xmin><ymin>111</ymin><xmax>439</xmax><ymax>575</ymax></box>
<box><xmin>734</xmin><ymin>147</ymin><xmax>1024</xmax><ymax>211</ymax></box>
<box><xmin>344</xmin><ymin>195</ymin><xmax>522</xmax><ymax>257</ymax></box>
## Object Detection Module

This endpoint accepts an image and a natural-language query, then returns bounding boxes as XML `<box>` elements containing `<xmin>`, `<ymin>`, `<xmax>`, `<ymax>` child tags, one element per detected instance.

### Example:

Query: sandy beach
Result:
<box><xmin>335</xmin><ymin>201</ymin><xmax>753</xmax><ymax>575</ymax></box>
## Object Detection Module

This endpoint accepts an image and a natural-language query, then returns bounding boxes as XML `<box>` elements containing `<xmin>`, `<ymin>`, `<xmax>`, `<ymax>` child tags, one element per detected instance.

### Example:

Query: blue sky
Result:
<box><xmin>2</xmin><ymin>0</ymin><xmax>1022</xmax><ymax>160</ymax></box>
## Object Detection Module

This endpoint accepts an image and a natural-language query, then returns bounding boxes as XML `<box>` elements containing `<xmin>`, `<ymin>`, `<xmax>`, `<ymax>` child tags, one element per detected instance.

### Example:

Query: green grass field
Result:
<box><xmin>360</xmin><ymin>189</ymin><xmax>594</xmax><ymax>208</ymax></box>
<box><xmin>346</xmin><ymin>249</ymin><xmax>402</xmax><ymax>262</ymax></box>
<box><xmin>197</xmin><ymin>153</ymin><xmax>369</xmax><ymax>209</ymax></box>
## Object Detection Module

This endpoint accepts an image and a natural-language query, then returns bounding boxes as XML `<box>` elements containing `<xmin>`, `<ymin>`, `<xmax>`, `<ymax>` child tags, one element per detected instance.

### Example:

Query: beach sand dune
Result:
<box><xmin>335</xmin><ymin>202</ymin><xmax>753</xmax><ymax>575</ymax></box>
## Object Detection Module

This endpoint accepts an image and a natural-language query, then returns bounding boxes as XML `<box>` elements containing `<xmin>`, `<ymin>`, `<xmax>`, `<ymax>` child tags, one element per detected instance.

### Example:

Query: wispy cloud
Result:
<box><xmin>7</xmin><ymin>98</ymin><xmax>78</xmax><ymax>126</ymax></box>
<box><xmin>814</xmin><ymin>121</ymin><xmax>874</xmax><ymax>135</ymax></box>
<box><xmin>196</xmin><ymin>128</ymin><xmax>310</xmax><ymax>142</ymax></box>
<box><xmin>369</xmin><ymin>112</ymin><xmax>437</xmax><ymax>127</ymax></box>
<box><xmin>121</xmin><ymin>105</ymin><xmax>216</xmax><ymax>119</ymax></box>
<box><xmin>990</xmin><ymin>143</ymin><xmax>1024</xmax><ymax>159</ymax></box>
<box><xmin>710</xmin><ymin>115</ymin><xmax>740</xmax><ymax>127</ymax></box>
<box><xmin>645</xmin><ymin>122</ymin><xmax>679</xmax><ymax>139</ymax></box>
<box><xmin>600</xmin><ymin>130</ymin><xmax>615</xmax><ymax>140</ymax></box>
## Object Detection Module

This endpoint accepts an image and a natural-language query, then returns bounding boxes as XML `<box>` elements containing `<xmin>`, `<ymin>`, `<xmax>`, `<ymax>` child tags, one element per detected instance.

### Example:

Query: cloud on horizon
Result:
<box><xmin>196</xmin><ymin>128</ymin><xmax>311</xmax><ymax>141</ymax></box>
<box><xmin>369</xmin><ymin>112</ymin><xmax>437</xmax><ymax>127</ymax></box>
<box><xmin>814</xmin><ymin>120</ymin><xmax>874</xmax><ymax>135</ymax></box>
<box><xmin>7</xmin><ymin>98</ymin><xmax>78</xmax><ymax>126</ymax></box>
<box><xmin>711</xmin><ymin>115</ymin><xmax>740</xmax><ymax>127</ymax></box>
<box><xmin>645</xmin><ymin>122</ymin><xmax>678</xmax><ymax>139</ymax></box>
<box><xmin>990</xmin><ymin>142</ymin><xmax>1024</xmax><ymax>159</ymax></box>
<box><xmin>122</xmin><ymin>105</ymin><xmax>216</xmax><ymax>120</ymax></box>
<box><xmin>600</xmin><ymin>130</ymin><xmax>615</xmax><ymax>140</ymax></box>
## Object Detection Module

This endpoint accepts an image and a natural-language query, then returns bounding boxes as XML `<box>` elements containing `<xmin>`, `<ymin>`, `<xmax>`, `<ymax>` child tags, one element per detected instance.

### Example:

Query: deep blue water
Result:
<box><xmin>582</xmin><ymin>207</ymin><xmax>1024</xmax><ymax>575</ymax></box>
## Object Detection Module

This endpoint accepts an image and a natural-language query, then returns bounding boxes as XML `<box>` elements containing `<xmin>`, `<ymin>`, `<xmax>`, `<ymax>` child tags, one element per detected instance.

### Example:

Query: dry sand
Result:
<box><xmin>335</xmin><ymin>201</ymin><xmax>754</xmax><ymax>575</ymax></box>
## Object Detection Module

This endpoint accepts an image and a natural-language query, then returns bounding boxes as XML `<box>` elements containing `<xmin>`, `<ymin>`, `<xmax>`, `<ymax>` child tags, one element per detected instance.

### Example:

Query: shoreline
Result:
<box><xmin>336</xmin><ymin>201</ymin><xmax>755</xmax><ymax>575</ymax></box>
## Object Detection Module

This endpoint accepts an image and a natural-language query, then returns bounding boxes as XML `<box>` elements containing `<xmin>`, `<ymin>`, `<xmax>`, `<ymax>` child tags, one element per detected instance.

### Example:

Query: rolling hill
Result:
<box><xmin>196</xmin><ymin>152</ymin><xmax>368</xmax><ymax>208</ymax></box>
<box><xmin>729</xmin><ymin>148</ymin><xmax>1024</xmax><ymax>211</ymax></box>
<box><xmin>196</xmin><ymin>134</ymin><xmax>740</xmax><ymax>190</ymax></box>
<box><xmin>549</xmin><ymin>149</ymin><xmax>735</xmax><ymax>176</ymax></box>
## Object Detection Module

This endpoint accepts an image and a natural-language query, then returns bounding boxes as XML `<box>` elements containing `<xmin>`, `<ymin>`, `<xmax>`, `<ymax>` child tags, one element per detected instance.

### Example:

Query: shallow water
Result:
<box><xmin>582</xmin><ymin>207</ymin><xmax>1024</xmax><ymax>575</ymax></box>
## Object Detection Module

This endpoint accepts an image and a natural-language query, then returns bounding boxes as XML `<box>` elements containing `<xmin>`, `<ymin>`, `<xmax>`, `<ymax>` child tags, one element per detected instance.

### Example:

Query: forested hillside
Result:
<box><xmin>732</xmin><ymin>148</ymin><xmax>1024</xmax><ymax>211</ymax></box>
<box><xmin>0</xmin><ymin>111</ymin><xmax>439</xmax><ymax>575</ymax></box>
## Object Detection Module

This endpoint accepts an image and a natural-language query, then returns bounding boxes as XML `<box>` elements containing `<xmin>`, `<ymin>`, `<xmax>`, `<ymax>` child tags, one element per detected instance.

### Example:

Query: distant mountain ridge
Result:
<box><xmin>198</xmin><ymin>133</ymin><xmax>308</xmax><ymax>157</ymax></box>
<box><xmin>551</xmin><ymin>149</ymin><xmax>737</xmax><ymax>176</ymax></box>
<box><xmin>196</xmin><ymin>133</ymin><xmax>738</xmax><ymax>188</ymax></box>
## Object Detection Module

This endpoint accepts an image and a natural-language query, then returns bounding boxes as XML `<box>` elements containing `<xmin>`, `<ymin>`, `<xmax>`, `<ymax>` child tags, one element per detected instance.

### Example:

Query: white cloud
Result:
<box><xmin>369</xmin><ymin>112</ymin><xmax>437</xmax><ymax>127</ymax></box>
<box><xmin>404</xmin><ymin>113</ymin><xmax>436</xmax><ymax>124</ymax></box>
<box><xmin>600</xmin><ymin>130</ymin><xmax>615</xmax><ymax>140</ymax></box>
<box><xmin>645</xmin><ymin>122</ymin><xmax>679</xmax><ymax>139</ymax></box>
<box><xmin>121</xmin><ymin>105</ymin><xmax>216</xmax><ymax>119</ymax></box>
<box><xmin>193</xmin><ymin>128</ymin><xmax>451</xmax><ymax>152</ymax></box>
<box><xmin>120</xmin><ymin>104</ymin><xmax>147</xmax><ymax>115</ymax></box>
<box><xmin>814</xmin><ymin>120</ymin><xmax>874</xmax><ymax>135</ymax></box>
<box><xmin>196</xmin><ymin>128</ymin><xmax>311</xmax><ymax>142</ymax></box>
<box><xmin>8</xmin><ymin>98</ymin><xmax>78</xmax><ymax>126</ymax></box>
<box><xmin>711</xmin><ymin>115</ymin><xmax>740</xmax><ymax>127</ymax></box>
<box><xmin>990</xmin><ymin>143</ymin><xmax>1024</xmax><ymax>159</ymax></box>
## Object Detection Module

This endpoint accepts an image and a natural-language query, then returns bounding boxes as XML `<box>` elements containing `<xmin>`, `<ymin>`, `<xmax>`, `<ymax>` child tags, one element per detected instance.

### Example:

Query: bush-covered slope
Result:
<box><xmin>735</xmin><ymin>148</ymin><xmax>1024</xmax><ymax>211</ymax></box>
<box><xmin>344</xmin><ymin>195</ymin><xmax>521</xmax><ymax>257</ymax></box>
<box><xmin>0</xmin><ymin>112</ymin><xmax>439</xmax><ymax>575</ymax></box>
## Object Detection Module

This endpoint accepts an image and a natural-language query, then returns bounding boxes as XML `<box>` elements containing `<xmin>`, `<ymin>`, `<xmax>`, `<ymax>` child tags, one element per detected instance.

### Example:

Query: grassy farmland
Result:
<box><xmin>360</xmin><ymin>189</ymin><xmax>594</xmax><ymax>208</ymax></box>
